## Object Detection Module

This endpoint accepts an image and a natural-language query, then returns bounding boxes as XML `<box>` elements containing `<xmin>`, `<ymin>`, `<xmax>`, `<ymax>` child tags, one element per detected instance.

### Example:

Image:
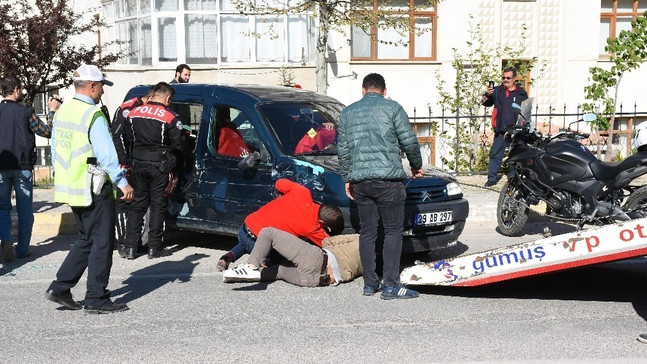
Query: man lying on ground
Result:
<box><xmin>223</xmin><ymin>227</ymin><xmax>362</xmax><ymax>287</ymax></box>
<box><xmin>217</xmin><ymin>178</ymin><xmax>344</xmax><ymax>271</ymax></box>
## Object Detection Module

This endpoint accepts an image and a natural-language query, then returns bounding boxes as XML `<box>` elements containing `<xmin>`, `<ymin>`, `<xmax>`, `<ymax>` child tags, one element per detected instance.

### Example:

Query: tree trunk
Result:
<box><xmin>604</xmin><ymin>123</ymin><xmax>615</xmax><ymax>161</ymax></box>
<box><xmin>596</xmin><ymin>130</ymin><xmax>602</xmax><ymax>159</ymax></box>
<box><xmin>470</xmin><ymin>115</ymin><xmax>479</xmax><ymax>172</ymax></box>
<box><xmin>315</xmin><ymin>3</ymin><xmax>328</xmax><ymax>95</ymax></box>
<box><xmin>604</xmin><ymin>82</ymin><xmax>622</xmax><ymax>161</ymax></box>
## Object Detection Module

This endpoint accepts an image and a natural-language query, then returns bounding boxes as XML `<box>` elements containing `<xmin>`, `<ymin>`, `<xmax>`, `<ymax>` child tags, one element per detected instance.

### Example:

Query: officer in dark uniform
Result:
<box><xmin>111</xmin><ymin>87</ymin><xmax>154</xmax><ymax>258</ymax></box>
<box><xmin>123</xmin><ymin>82</ymin><xmax>184</xmax><ymax>259</ymax></box>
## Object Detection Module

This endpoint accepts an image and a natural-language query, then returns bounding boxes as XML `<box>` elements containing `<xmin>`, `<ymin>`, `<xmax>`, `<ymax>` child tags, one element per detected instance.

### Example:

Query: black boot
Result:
<box><xmin>124</xmin><ymin>248</ymin><xmax>137</xmax><ymax>260</ymax></box>
<box><xmin>148</xmin><ymin>248</ymin><xmax>161</xmax><ymax>259</ymax></box>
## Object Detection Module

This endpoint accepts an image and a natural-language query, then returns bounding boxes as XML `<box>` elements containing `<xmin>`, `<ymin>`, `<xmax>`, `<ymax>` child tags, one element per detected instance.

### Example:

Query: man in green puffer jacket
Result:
<box><xmin>337</xmin><ymin>73</ymin><xmax>424</xmax><ymax>300</ymax></box>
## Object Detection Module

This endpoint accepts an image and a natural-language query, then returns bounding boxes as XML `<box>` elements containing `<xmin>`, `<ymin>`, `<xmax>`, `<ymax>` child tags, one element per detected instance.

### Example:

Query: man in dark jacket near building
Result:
<box><xmin>170</xmin><ymin>64</ymin><xmax>191</xmax><ymax>84</ymax></box>
<box><xmin>337</xmin><ymin>73</ymin><xmax>424</xmax><ymax>300</ymax></box>
<box><xmin>0</xmin><ymin>76</ymin><xmax>60</xmax><ymax>262</ymax></box>
<box><xmin>481</xmin><ymin>67</ymin><xmax>528</xmax><ymax>187</ymax></box>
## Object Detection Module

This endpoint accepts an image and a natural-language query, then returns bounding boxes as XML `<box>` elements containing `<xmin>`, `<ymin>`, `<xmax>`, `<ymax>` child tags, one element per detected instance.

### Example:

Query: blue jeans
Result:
<box><xmin>487</xmin><ymin>132</ymin><xmax>506</xmax><ymax>183</ymax></box>
<box><xmin>353</xmin><ymin>180</ymin><xmax>406</xmax><ymax>288</ymax></box>
<box><xmin>230</xmin><ymin>224</ymin><xmax>257</xmax><ymax>262</ymax></box>
<box><xmin>0</xmin><ymin>169</ymin><xmax>34</xmax><ymax>257</ymax></box>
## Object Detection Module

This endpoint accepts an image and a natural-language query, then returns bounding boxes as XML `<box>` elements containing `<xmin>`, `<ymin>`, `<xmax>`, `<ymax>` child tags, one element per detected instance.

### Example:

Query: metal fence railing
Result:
<box><xmin>408</xmin><ymin>102</ymin><xmax>647</xmax><ymax>172</ymax></box>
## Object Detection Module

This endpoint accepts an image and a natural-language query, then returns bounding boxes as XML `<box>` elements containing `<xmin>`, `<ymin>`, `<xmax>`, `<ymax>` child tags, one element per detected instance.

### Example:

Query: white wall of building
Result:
<box><xmin>328</xmin><ymin>0</ymin><xmax>647</xmax><ymax>115</ymax></box>
<box><xmin>72</xmin><ymin>0</ymin><xmax>647</xmax><ymax>115</ymax></box>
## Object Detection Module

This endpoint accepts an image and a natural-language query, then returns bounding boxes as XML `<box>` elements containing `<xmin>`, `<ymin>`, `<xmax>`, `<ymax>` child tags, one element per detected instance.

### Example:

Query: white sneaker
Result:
<box><xmin>638</xmin><ymin>333</ymin><xmax>647</xmax><ymax>344</ymax></box>
<box><xmin>223</xmin><ymin>263</ymin><xmax>261</xmax><ymax>283</ymax></box>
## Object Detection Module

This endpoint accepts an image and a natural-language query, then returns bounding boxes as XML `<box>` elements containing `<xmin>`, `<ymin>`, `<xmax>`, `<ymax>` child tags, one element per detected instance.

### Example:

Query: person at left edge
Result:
<box><xmin>45</xmin><ymin>64</ymin><xmax>134</xmax><ymax>314</ymax></box>
<box><xmin>111</xmin><ymin>86</ymin><xmax>154</xmax><ymax>258</ymax></box>
<box><xmin>0</xmin><ymin>76</ymin><xmax>60</xmax><ymax>262</ymax></box>
<box><xmin>123</xmin><ymin>82</ymin><xmax>184</xmax><ymax>259</ymax></box>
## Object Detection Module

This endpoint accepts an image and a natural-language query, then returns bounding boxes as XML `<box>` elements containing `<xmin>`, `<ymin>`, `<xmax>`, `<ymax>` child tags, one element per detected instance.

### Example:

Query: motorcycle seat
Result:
<box><xmin>590</xmin><ymin>153</ymin><xmax>647</xmax><ymax>181</ymax></box>
<box><xmin>590</xmin><ymin>160</ymin><xmax>622</xmax><ymax>180</ymax></box>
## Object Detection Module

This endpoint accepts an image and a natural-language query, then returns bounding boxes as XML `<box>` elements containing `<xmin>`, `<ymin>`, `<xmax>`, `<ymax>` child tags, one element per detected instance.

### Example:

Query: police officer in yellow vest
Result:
<box><xmin>45</xmin><ymin>64</ymin><xmax>134</xmax><ymax>314</ymax></box>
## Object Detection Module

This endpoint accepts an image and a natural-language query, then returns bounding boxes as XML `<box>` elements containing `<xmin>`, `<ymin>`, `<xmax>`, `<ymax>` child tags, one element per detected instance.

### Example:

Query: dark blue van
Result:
<box><xmin>124</xmin><ymin>84</ymin><xmax>469</xmax><ymax>253</ymax></box>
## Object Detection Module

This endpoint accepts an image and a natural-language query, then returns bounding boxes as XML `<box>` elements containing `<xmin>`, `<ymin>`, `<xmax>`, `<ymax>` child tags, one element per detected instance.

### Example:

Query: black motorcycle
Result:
<box><xmin>497</xmin><ymin>99</ymin><xmax>647</xmax><ymax>236</ymax></box>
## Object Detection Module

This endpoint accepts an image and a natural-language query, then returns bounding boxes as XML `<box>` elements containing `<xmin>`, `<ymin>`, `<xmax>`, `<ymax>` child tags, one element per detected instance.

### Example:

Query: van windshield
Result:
<box><xmin>259</xmin><ymin>102</ymin><xmax>344</xmax><ymax>156</ymax></box>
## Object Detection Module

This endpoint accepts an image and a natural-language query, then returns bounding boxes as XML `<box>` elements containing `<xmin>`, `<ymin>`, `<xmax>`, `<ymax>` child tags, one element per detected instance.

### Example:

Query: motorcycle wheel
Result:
<box><xmin>497</xmin><ymin>181</ymin><xmax>529</xmax><ymax>236</ymax></box>
<box><xmin>623</xmin><ymin>186</ymin><xmax>647</xmax><ymax>218</ymax></box>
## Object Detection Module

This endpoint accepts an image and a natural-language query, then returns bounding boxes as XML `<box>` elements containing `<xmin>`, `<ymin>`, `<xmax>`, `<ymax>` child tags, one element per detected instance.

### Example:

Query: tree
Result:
<box><xmin>583</xmin><ymin>11</ymin><xmax>647</xmax><ymax>160</ymax></box>
<box><xmin>0</xmin><ymin>0</ymin><xmax>130</xmax><ymax>105</ymax></box>
<box><xmin>278</xmin><ymin>64</ymin><xmax>297</xmax><ymax>86</ymax></box>
<box><xmin>434</xmin><ymin>17</ymin><xmax>543</xmax><ymax>172</ymax></box>
<box><xmin>231</xmin><ymin>0</ymin><xmax>440</xmax><ymax>94</ymax></box>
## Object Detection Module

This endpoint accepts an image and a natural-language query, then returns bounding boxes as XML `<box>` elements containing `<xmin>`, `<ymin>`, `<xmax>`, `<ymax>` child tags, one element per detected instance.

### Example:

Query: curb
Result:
<box><xmin>11</xmin><ymin>211</ymin><xmax>76</xmax><ymax>237</ymax></box>
<box><xmin>33</xmin><ymin>212</ymin><xmax>77</xmax><ymax>236</ymax></box>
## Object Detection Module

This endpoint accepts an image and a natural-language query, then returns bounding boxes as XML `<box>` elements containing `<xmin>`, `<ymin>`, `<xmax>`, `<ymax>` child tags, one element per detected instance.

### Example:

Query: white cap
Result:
<box><xmin>72</xmin><ymin>64</ymin><xmax>113</xmax><ymax>86</ymax></box>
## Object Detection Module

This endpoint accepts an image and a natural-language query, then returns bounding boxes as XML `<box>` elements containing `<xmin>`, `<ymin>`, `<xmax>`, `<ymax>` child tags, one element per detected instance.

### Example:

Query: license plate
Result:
<box><xmin>414</xmin><ymin>211</ymin><xmax>452</xmax><ymax>226</ymax></box>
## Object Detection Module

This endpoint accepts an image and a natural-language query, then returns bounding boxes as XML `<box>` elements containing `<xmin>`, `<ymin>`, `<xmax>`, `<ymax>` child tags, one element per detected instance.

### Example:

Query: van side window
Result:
<box><xmin>169</xmin><ymin>102</ymin><xmax>202</xmax><ymax>134</ymax></box>
<box><xmin>208</xmin><ymin>105</ymin><xmax>260</xmax><ymax>158</ymax></box>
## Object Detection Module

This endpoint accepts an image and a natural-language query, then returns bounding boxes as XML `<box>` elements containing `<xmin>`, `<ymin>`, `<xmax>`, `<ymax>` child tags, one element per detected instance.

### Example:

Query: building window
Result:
<box><xmin>600</xmin><ymin>0</ymin><xmax>647</xmax><ymax>54</ymax></box>
<box><xmin>351</xmin><ymin>0</ymin><xmax>437</xmax><ymax>61</ymax></box>
<box><xmin>104</xmin><ymin>0</ymin><xmax>153</xmax><ymax>65</ymax></box>
<box><xmin>186</xmin><ymin>14</ymin><xmax>218</xmax><ymax>64</ymax></box>
<box><xmin>103</xmin><ymin>0</ymin><xmax>316</xmax><ymax>66</ymax></box>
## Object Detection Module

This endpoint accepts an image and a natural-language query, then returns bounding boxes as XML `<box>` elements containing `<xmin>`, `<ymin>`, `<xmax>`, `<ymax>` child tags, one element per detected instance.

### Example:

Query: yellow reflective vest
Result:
<box><xmin>52</xmin><ymin>98</ymin><xmax>106</xmax><ymax>207</ymax></box>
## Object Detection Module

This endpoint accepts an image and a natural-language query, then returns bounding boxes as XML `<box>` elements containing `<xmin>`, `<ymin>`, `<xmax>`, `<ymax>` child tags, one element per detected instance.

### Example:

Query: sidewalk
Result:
<box><xmin>15</xmin><ymin>175</ymin><xmax>500</xmax><ymax>237</ymax></box>
<box><xmin>29</xmin><ymin>187</ymin><xmax>76</xmax><ymax>236</ymax></box>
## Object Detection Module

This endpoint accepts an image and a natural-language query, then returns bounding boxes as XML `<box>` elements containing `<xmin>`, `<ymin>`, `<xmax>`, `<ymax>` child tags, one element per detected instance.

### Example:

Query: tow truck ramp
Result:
<box><xmin>401</xmin><ymin>217</ymin><xmax>647</xmax><ymax>286</ymax></box>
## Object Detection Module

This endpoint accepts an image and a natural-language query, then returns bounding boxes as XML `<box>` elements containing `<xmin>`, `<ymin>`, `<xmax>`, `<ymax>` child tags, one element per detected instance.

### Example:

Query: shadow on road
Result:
<box><xmin>415</xmin><ymin>258</ymin><xmax>647</xmax><ymax>322</ymax></box>
<box><xmin>231</xmin><ymin>282</ymin><xmax>271</xmax><ymax>291</ymax></box>
<box><xmin>0</xmin><ymin>234</ymin><xmax>77</xmax><ymax>277</ymax></box>
<box><xmin>1</xmin><ymin>228</ymin><xmax>235</xmax><ymax>277</ymax></box>
<box><xmin>111</xmin><ymin>253</ymin><xmax>209</xmax><ymax>304</ymax></box>
<box><xmin>32</xmin><ymin>200</ymin><xmax>66</xmax><ymax>213</ymax></box>
<box><xmin>163</xmin><ymin>229</ymin><xmax>237</xmax><ymax>252</ymax></box>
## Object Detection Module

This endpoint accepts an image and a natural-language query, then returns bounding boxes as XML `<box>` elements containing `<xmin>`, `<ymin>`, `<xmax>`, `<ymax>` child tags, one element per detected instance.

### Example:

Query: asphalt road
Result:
<box><xmin>2</xmin><ymin>180</ymin><xmax>647</xmax><ymax>362</ymax></box>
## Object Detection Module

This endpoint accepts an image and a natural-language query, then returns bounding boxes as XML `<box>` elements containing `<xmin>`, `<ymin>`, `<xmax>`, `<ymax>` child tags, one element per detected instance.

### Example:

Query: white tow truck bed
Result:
<box><xmin>401</xmin><ymin>217</ymin><xmax>647</xmax><ymax>286</ymax></box>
